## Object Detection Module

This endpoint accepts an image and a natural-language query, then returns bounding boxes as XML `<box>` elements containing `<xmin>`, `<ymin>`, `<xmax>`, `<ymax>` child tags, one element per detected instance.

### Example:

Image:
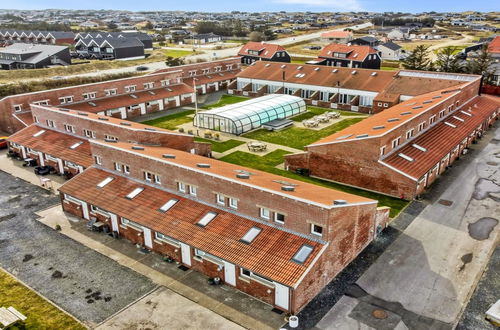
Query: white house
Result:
<box><xmin>377</xmin><ymin>42</ymin><xmax>405</xmax><ymax>60</ymax></box>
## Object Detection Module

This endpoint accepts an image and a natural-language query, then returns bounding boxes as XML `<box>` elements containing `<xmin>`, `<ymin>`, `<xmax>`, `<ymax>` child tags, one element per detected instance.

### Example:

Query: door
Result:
<box><xmin>81</xmin><ymin>201</ymin><xmax>90</xmax><ymax>220</ymax></box>
<box><xmin>180</xmin><ymin>243</ymin><xmax>191</xmax><ymax>266</ymax></box>
<box><xmin>223</xmin><ymin>262</ymin><xmax>236</xmax><ymax>286</ymax></box>
<box><xmin>143</xmin><ymin>227</ymin><xmax>153</xmax><ymax>248</ymax></box>
<box><xmin>275</xmin><ymin>283</ymin><xmax>289</xmax><ymax>310</ymax></box>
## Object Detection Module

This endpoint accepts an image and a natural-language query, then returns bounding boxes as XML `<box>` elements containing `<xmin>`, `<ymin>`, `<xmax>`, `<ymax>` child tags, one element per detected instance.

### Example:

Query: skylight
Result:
<box><xmin>97</xmin><ymin>177</ymin><xmax>114</xmax><ymax>188</ymax></box>
<box><xmin>336</xmin><ymin>134</ymin><xmax>353</xmax><ymax>140</ymax></box>
<box><xmin>398</xmin><ymin>153</ymin><xmax>414</xmax><ymax>162</ymax></box>
<box><xmin>332</xmin><ymin>69</ymin><xmax>338</xmax><ymax>73</ymax></box>
<box><xmin>126</xmin><ymin>187</ymin><xmax>144</xmax><ymax>199</ymax></box>
<box><xmin>197</xmin><ymin>211</ymin><xmax>217</xmax><ymax>227</ymax></box>
<box><xmin>412</xmin><ymin>144</ymin><xmax>427</xmax><ymax>152</ymax></box>
<box><xmin>69</xmin><ymin>141</ymin><xmax>83</xmax><ymax>149</ymax></box>
<box><xmin>453</xmin><ymin>116</ymin><xmax>464</xmax><ymax>122</ymax></box>
<box><xmin>240</xmin><ymin>227</ymin><xmax>262</xmax><ymax>244</ymax></box>
<box><xmin>371</xmin><ymin>72</ymin><xmax>377</xmax><ymax>76</ymax></box>
<box><xmin>159</xmin><ymin>198</ymin><xmax>178</xmax><ymax>213</ymax></box>
<box><xmin>292</xmin><ymin>244</ymin><xmax>314</xmax><ymax>264</ymax></box>
<box><xmin>444</xmin><ymin>122</ymin><xmax>457</xmax><ymax>128</ymax></box>
<box><xmin>33</xmin><ymin>130</ymin><xmax>46</xmax><ymax>137</ymax></box>
<box><xmin>460</xmin><ymin>110</ymin><xmax>472</xmax><ymax>117</ymax></box>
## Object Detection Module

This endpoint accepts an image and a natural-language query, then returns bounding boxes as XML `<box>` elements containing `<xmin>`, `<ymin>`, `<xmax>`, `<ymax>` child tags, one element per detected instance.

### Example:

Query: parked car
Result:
<box><xmin>0</xmin><ymin>136</ymin><xmax>8</xmax><ymax>149</ymax></box>
<box><xmin>136</xmin><ymin>66</ymin><xmax>149</xmax><ymax>71</ymax></box>
<box><xmin>34</xmin><ymin>165</ymin><xmax>55</xmax><ymax>176</ymax></box>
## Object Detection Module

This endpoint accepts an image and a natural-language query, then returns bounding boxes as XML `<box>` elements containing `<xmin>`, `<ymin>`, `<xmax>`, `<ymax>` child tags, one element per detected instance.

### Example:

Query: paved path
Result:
<box><xmin>315</xmin><ymin>123</ymin><xmax>500</xmax><ymax>329</ymax></box>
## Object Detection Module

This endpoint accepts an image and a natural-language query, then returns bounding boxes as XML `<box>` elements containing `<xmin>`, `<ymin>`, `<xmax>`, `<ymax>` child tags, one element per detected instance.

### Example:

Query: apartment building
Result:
<box><xmin>285</xmin><ymin>80</ymin><xmax>500</xmax><ymax>199</ymax></box>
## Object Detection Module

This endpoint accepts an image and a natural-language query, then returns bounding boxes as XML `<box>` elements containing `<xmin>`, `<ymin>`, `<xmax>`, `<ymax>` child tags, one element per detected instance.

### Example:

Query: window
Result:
<box><xmin>126</xmin><ymin>187</ymin><xmax>144</xmax><ymax>199</ymax></box>
<box><xmin>114</xmin><ymin>162</ymin><xmax>122</xmax><ymax>172</ymax></box>
<box><xmin>383</xmin><ymin>103</ymin><xmax>388</xmax><ymax>107</ymax></box>
<box><xmin>105</xmin><ymin>88</ymin><xmax>117</xmax><ymax>96</ymax></box>
<box><xmin>144</xmin><ymin>171</ymin><xmax>160</xmax><ymax>184</ymax></box>
<box><xmin>84</xmin><ymin>129</ymin><xmax>96</xmax><ymax>138</ymax></box>
<box><xmin>161</xmin><ymin>79</ymin><xmax>170</xmax><ymax>86</ymax></box>
<box><xmin>392</xmin><ymin>137</ymin><xmax>401</xmax><ymax>149</ymax></box>
<box><xmin>189</xmin><ymin>185</ymin><xmax>197</xmax><ymax>196</ymax></box>
<box><xmin>13</xmin><ymin>104</ymin><xmax>22</xmax><ymax>112</ymax></box>
<box><xmin>216</xmin><ymin>194</ymin><xmax>225</xmax><ymax>206</ymax></box>
<box><xmin>380</xmin><ymin>145</ymin><xmax>386</xmax><ymax>156</ymax></box>
<box><xmin>121</xmin><ymin>217</ymin><xmax>142</xmax><ymax>230</ymax></box>
<box><xmin>143</xmin><ymin>82</ymin><xmax>154</xmax><ymax>89</ymax></box>
<box><xmin>159</xmin><ymin>198</ymin><xmax>178</xmax><ymax>213</ymax></box>
<box><xmin>240</xmin><ymin>227</ymin><xmax>262</xmax><ymax>244</ymax></box>
<box><xmin>155</xmin><ymin>232</ymin><xmax>180</xmax><ymax>246</ymax></box>
<box><xmin>69</xmin><ymin>142</ymin><xmax>83</xmax><ymax>150</ymax></box>
<box><xmin>429</xmin><ymin>115</ymin><xmax>436</xmax><ymax>125</ymax></box>
<box><xmin>188</xmin><ymin>70</ymin><xmax>196</xmax><ymax>76</ymax></box>
<box><xmin>260</xmin><ymin>207</ymin><xmax>270</xmax><ymax>219</ymax></box>
<box><xmin>178</xmin><ymin>182</ymin><xmax>186</xmax><ymax>193</ymax></box>
<box><xmin>439</xmin><ymin>110</ymin><xmax>445</xmax><ymax>118</ymax></box>
<box><xmin>292</xmin><ymin>244</ymin><xmax>314</xmax><ymax>264</ymax></box>
<box><xmin>33</xmin><ymin>100</ymin><xmax>49</xmax><ymax>106</ymax></box>
<box><xmin>105</xmin><ymin>135</ymin><xmax>117</xmax><ymax>141</ymax></box>
<box><xmin>197</xmin><ymin>211</ymin><xmax>217</xmax><ymax>227</ymax></box>
<box><xmin>377</xmin><ymin>102</ymin><xmax>382</xmax><ymax>107</ymax></box>
<box><xmin>59</xmin><ymin>96</ymin><xmax>73</xmax><ymax>104</ymax></box>
<box><xmin>406</xmin><ymin>129</ymin><xmax>414</xmax><ymax>139</ymax></box>
<box><xmin>240</xmin><ymin>268</ymin><xmax>251</xmax><ymax>277</ymax></box>
<box><xmin>83</xmin><ymin>92</ymin><xmax>96</xmax><ymax>100</ymax></box>
<box><xmin>311</xmin><ymin>224</ymin><xmax>323</xmax><ymax>236</ymax></box>
<box><xmin>97</xmin><ymin>176</ymin><xmax>113</xmax><ymax>188</ymax></box>
<box><xmin>274</xmin><ymin>212</ymin><xmax>285</xmax><ymax>224</ymax></box>
<box><xmin>125</xmin><ymin>85</ymin><xmax>136</xmax><ymax>93</ymax></box>
<box><xmin>94</xmin><ymin>155</ymin><xmax>102</xmax><ymax>165</ymax></box>
<box><xmin>229</xmin><ymin>198</ymin><xmax>238</xmax><ymax>209</ymax></box>
<box><xmin>46</xmin><ymin>119</ymin><xmax>55</xmax><ymax>128</ymax></box>
<box><xmin>64</xmin><ymin>124</ymin><xmax>75</xmax><ymax>133</ymax></box>
<box><xmin>418</xmin><ymin>122</ymin><xmax>426</xmax><ymax>132</ymax></box>
<box><xmin>123</xmin><ymin>165</ymin><xmax>130</xmax><ymax>175</ymax></box>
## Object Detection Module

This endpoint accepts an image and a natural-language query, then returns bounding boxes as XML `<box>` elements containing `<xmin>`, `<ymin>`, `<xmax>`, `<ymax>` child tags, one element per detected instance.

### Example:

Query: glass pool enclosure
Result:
<box><xmin>193</xmin><ymin>94</ymin><xmax>306</xmax><ymax>135</ymax></box>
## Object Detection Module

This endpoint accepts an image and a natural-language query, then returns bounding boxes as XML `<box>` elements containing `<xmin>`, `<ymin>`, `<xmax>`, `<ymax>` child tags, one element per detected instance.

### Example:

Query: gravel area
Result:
<box><xmin>0</xmin><ymin>171</ymin><xmax>157</xmax><ymax>325</ymax></box>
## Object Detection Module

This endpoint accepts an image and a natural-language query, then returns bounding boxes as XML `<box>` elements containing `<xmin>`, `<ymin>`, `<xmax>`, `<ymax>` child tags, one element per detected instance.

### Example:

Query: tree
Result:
<box><xmin>466</xmin><ymin>44</ymin><xmax>494</xmax><ymax>83</ymax></box>
<box><xmin>401</xmin><ymin>45</ymin><xmax>433</xmax><ymax>71</ymax></box>
<box><xmin>435</xmin><ymin>47</ymin><xmax>463</xmax><ymax>73</ymax></box>
<box><xmin>263</xmin><ymin>29</ymin><xmax>276</xmax><ymax>41</ymax></box>
<box><xmin>249</xmin><ymin>31</ymin><xmax>264</xmax><ymax>42</ymax></box>
<box><xmin>165</xmin><ymin>56</ymin><xmax>185</xmax><ymax>67</ymax></box>
<box><xmin>145</xmin><ymin>21</ymin><xmax>153</xmax><ymax>30</ymax></box>
<box><xmin>107</xmin><ymin>22</ymin><xmax>118</xmax><ymax>30</ymax></box>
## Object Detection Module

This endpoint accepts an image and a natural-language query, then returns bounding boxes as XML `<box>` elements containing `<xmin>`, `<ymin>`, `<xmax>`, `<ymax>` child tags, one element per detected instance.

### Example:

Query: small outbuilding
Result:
<box><xmin>194</xmin><ymin>94</ymin><xmax>306</xmax><ymax>135</ymax></box>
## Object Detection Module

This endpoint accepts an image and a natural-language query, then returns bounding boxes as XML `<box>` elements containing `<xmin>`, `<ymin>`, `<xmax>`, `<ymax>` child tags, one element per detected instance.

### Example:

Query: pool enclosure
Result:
<box><xmin>193</xmin><ymin>94</ymin><xmax>306</xmax><ymax>135</ymax></box>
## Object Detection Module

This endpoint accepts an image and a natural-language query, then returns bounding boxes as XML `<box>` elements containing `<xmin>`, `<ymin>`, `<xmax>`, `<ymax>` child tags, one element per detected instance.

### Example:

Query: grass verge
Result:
<box><xmin>0</xmin><ymin>269</ymin><xmax>85</xmax><ymax>330</ymax></box>
<box><xmin>201</xmin><ymin>95</ymin><xmax>249</xmax><ymax>110</ymax></box>
<box><xmin>220</xmin><ymin>150</ymin><xmax>408</xmax><ymax>217</ymax></box>
<box><xmin>142</xmin><ymin>110</ymin><xmax>195</xmax><ymax>130</ymax></box>
<box><xmin>243</xmin><ymin>117</ymin><xmax>366</xmax><ymax>150</ymax></box>
<box><xmin>194</xmin><ymin>137</ymin><xmax>245</xmax><ymax>153</ymax></box>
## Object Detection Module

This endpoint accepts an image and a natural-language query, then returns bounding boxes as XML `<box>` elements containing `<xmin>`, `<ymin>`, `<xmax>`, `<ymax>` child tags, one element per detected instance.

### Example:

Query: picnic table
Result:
<box><xmin>302</xmin><ymin>120</ymin><xmax>319</xmax><ymax>128</ymax></box>
<box><xmin>247</xmin><ymin>141</ymin><xmax>267</xmax><ymax>152</ymax></box>
<box><xmin>0</xmin><ymin>307</ymin><xmax>27</xmax><ymax>329</ymax></box>
<box><xmin>315</xmin><ymin>115</ymin><xmax>330</xmax><ymax>123</ymax></box>
<box><xmin>326</xmin><ymin>111</ymin><xmax>340</xmax><ymax>119</ymax></box>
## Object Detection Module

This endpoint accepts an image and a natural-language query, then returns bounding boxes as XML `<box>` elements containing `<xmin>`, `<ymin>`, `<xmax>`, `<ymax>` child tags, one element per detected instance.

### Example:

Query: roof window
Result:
<box><xmin>398</xmin><ymin>153</ymin><xmax>414</xmax><ymax>162</ymax></box>
<box><xmin>126</xmin><ymin>187</ymin><xmax>144</xmax><ymax>199</ymax></box>
<box><xmin>33</xmin><ymin>130</ymin><xmax>46</xmax><ymax>137</ymax></box>
<box><xmin>240</xmin><ymin>227</ymin><xmax>262</xmax><ymax>244</ymax></box>
<box><xmin>69</xmin><ymin>141</ymin><xmax>83</xmax><ymax>149</ymax></box>
<box><xmin>292</xmin><ymin>244</ymin><xmax>314</xmax><ymax>264</ymax></box>
<box><xmin>97</xmin><ymin>177</ymin><xmax>114</xmax><ymax>188</ymax></box>
<box><xmin>197</xmin><ymin>211</ymin><xmax>217</xmax><ymax>227</ymax></box>
<box><xmin>159</xmin><ymin>198</ymin><xmax>178</xmax><ymax>213</ymax></box>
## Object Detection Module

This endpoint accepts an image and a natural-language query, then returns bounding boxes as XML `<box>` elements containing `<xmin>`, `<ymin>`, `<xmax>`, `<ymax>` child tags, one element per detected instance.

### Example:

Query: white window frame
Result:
<box><xmin>189</xmin><ymin>185</ymin><xmax>197</xmax><ymax>196</ymax></box>
<box><xmin>392</xmin><ymin>137</ymin><xmax>401</xmax><ymax>149</ymax></box>
<box><xmin>64</xmin><ymin>124</ymin><xmax>75</xmax><ymax>133</ymax></box>
<box><xmin>274</xmin><ymin>212</ymin><xmax>285</xmax><ymax>224</ymax></box>
<box><xmin>229</xmin><ymin>197</ymin><xmax>238</xmax><ymax>209</ymax></box>
<box><xmin>105</xmin><ymin>135</ymin><xmax>118</xmax><ymax>141</ymax></box>
<box><xmin>94</xmin><ymin>155</ymin><xmax>102</xmax><ymax>165</ymax></box>
<box><xmin>46</xmin><ymin>119</ymin><xmax>55</xmax><ymax>128</ymax></box>
<box><xmin>260</xmin><ymin>207</ymin><xmax>270</xmax><ymax>220</ymax></box>
<box><xmin>380</xmin><ymin>145</ymin><xmax>386</xmax><ymax>156</ymax></box>
<box><xmin>125</xmin><ymin>85</ymin><xmax>136</xmax><ymax>93</ymax></box>
<box><xmin>84</xmin><ymin>129</ymin><xmax>96</xmax><ymax>138</ymax></box>
<box><xmin>178</xmin><ymin>182</ymin><xmax>186</xmax><ymax>193</ymax></box>
<box><xmin>143</xmin><ymin>82</ymin><xmax>154</xmax><ymax>89</ymax></box>
<box><xmin>105</xmin><ymin>88</ymin><xmax>117</xmax><ymax>96</ymax></box>
<box><xmin>311</xmin><ymin>223</ymin><xmax>323</xmax><ymax>237</ymax></box>
<box><xmin>13</xmin><ymin>104</ymin><xmax>23</xmax><ymax>112</ymax></box>
<box><xmin>216</xmin><ymin>193</ymin><xmax>225</xmax><ymax>206</ymax></box>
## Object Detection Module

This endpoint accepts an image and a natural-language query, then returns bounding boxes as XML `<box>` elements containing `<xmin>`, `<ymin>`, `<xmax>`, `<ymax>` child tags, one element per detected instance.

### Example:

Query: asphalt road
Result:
<box><xmin>0</xmin><ymin>171</ymin><xmax>157</xmax><ymax>327</ymax></box>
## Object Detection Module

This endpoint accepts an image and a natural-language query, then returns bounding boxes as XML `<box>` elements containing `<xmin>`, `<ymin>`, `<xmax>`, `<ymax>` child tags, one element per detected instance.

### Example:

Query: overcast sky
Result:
<box><xmin>2</xmin><ymin>0</ymin><xmax>498</xmax><ymax>13</ymax></box>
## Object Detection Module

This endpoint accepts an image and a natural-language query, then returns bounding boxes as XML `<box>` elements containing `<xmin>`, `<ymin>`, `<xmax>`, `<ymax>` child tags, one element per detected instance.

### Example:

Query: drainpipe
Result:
<box><xmin>478</xmin><ymin>74</ymin><xmax>484</xmax><ymax>96</ymax></box>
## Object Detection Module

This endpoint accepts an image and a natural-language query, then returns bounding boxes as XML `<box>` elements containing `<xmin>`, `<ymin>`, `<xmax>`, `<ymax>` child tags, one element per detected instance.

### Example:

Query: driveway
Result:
<box><xmin>315</xmin><ymin>123</ymin><xmax>500</xmax><ymax>329</ymax></box>
<box><xmin>0</xmin><ymin>171</ymin><xmax>157</xmax><ymax>327</ymax></box>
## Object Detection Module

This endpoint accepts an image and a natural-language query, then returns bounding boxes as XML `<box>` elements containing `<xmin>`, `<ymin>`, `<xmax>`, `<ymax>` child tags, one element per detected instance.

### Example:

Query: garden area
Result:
<box><xmin>0</xmin><ymin>269</ymin><xmax>85</xmax><ymax>330</ymax></box>
<box><xmin>141</xmin><ymin>110</ymin><xmax>195</xmax><ymax>130</ymax></box>
<box><xmin>220</xmin><ymin>150</ymin><xmax>408</xmax><ymax>218</ymax></box>
<box><xmin>194</xmin><ymin>137</ymin><xmax>245</xmax><ymax>153</ymax></box>
<box><xmin>201</xmin><ymin>95</ymin><xmax>249</xmax><ymax>110</ymax></box>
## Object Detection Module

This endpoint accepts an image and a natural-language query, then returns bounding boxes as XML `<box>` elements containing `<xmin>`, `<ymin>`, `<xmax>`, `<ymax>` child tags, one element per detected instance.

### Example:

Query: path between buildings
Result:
<box><xmin>314</xmin><ymin>123</ymin><xmax>500</xmax><ymax>329</ymax></box>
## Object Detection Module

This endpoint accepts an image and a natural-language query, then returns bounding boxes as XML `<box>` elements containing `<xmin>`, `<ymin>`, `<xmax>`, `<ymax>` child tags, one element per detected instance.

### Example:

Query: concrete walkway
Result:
<box><xmin>36</xmin><ymin>206</ymin><xmax>285</xmax><ymax>330</ymax></box>
<box><xmin>316</xmin><ymin>123</ymin><xmax>500</xmax><ymax>329</ymax></box>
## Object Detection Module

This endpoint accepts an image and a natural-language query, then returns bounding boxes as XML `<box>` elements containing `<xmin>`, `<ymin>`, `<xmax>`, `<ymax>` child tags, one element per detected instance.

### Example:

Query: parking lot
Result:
<box><xmin>0</xmin><ymin>170</ymin><xmax>157</xmax><ymax>327</ymax></box>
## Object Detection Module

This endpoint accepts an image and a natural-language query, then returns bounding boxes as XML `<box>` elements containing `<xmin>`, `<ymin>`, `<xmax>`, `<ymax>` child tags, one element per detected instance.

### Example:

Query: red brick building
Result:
<box><xmin>0</xmin><ymin>58</ymin><xmax>241</xmax><ymax>134</ymax></box>
<box><xmin>286</xmin><ymin>80</ymin><xmax>500</xmax><ymax>199</ymax></box>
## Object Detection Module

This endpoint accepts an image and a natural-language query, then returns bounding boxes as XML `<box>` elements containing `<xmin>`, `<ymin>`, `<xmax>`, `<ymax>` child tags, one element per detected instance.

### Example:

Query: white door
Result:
<box><xmin>143</xmin><ymin>227</ymin><xmax>153</xmax><ymax>248</ymax></box>
<box><xmin>275</xmin><ymin>283</ymin><xmax>289</xmax><ymax>310</ymax></box>
<box><xmin>81</xmin><ymin>201</ymin><xmax>90</xmax><ymax>220</ymax></box>
<box><xmin>110</xmin><ymin>214</ymin><xmax>119</xmax><ymax>233</ymax></box>
<box><xmin>180</xmin><ymin>243</ymin><xmax>191</xmax><ymax>266</ymax></box>
<box><xmin>223</xmin><ymin>262</ymin><xmax>236</xmax><ymax>286</ymax></box>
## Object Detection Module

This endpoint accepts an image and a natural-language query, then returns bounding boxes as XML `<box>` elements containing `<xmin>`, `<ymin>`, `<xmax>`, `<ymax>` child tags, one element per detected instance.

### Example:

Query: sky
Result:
<box><xmin>1</xmin><ymin>0</ymin><xmax>499</xmax><ymax>13</ymax></box>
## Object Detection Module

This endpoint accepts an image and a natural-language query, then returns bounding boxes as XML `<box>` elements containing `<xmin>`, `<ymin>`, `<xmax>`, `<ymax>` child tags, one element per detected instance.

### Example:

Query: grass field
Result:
<box><xmin>381</xmin><ymin>66</ymin><xmax>399</xmax><ymax>71</ymax></box>
<box><xmin>220</xmin><ymin>150</ymin><xmax>408</xmax><ymax>217</ymax></box>
<box><xmin>142</xmin><ymin>110</ymin><xmax>195</xmax><ymax>130</ymax></box>
<box><xmin>291</xmin><ymin>106</ymin><xmax>367</xmax><ymax>122</ymax></box>
<box><xmin>201</xmin><ymin>95</ymin><xmax>249</xmax><ymax>110</ymax></box>
<box><xmin>0</xmin><ymin>269</ymin><xmax>85</xmax><ymax>330</ymax></box>
<box><xmin>243</xmin><ymin>117</ymin><xmax>366</xmax><ymax>150</ymax></box>
<box><xmin>161</xmin><ymin>49</ymin><xmax>198</xmax><ymax>58</ymax></box>
<box><xmin>194</xmin><ymin>137</ymin><xmax>245</xmax><ymax>153</ymax></box>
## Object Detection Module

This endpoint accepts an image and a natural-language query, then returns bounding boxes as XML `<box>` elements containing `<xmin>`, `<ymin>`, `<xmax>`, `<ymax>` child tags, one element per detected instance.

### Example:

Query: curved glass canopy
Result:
<box><xmin>194</xmin><ymin>94</ymin><xmax>306</xmax><ymax>135</ymax></box>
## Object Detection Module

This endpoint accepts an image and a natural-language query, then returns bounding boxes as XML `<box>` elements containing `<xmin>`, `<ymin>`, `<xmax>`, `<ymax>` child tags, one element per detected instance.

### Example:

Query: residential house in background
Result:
<box><xmin>74</xmin><ymin>31</ymin><xmax>153</xmax><ymax>50</ymax></box>
<box><xmin>320</xmin><ymin>30</ymin><xmax>353</xmax><ymax>44</ymax></box>
<box><xmin>185</xmin><ymin>33</ymin><xmax>222</xmax><ymax>45</ymax></box>
<box><xmin>387</xmin><ymin>28</ymin><xmax>410</xmax><ymax>41</ymax></box>
<box><xmin>75</xmin><ymin>37</ymin><xmax>145</xmax><ymax>60</ymax></box>
<box><xmin>0</xmin><ymin>30</ymin><xmax>75</xmax><ymax>46</ymax></box>
<box><xmin>238</xmin><ymin>42</ymin><xmax>291</xmax><ymax>64</ymax></box>
<box><xmin>310</xmin><ymin>43</ymin><xmax>381</xmax><ymax>69</ymax></box>
<box><xmin>0</xmin><ymin>44</ymin><xmax>71</xmax><ymax>70</ymax></box>
<box><xmin>350</xmin><ymin>36</ymin><xmax>380</xmax><ymax>48</ymax></box>
<box><xmin>377</xmin><ymin>42</ymin><xmax>405</xmax><ymax>60</ymax></box>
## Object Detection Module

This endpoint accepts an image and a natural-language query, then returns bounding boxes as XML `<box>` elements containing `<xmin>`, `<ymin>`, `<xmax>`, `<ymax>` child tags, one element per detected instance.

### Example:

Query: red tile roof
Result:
<box><xmin>183</xmin><ymin>70</ymin><xmax>240</xmax><ymax>86</ymax></box>
<box><xmin>93</xmin><ymin>140</ymin><xmax>376</xmax><ymax>207</ymax></box>
<box><xmin>64</xmin><ymin>83</ymin><xmax>193</xmax><ymax>113</ymax></box>
<box><xmin>8</xmin><ymin>124</ymin><xmax>93</xmax><ymax>167</ymax></box>
<box><xmin>319</xmin><ymin>43</ymin><xmax>378</xmax><ymax>61</ymax></box>
<box><xmin>59</xmin><ymin>167</ymin><xmax>326</xmax><ymax>286</ymax></box>
<box><xmin>488</xmin><ymin>36</ymin><xmax>500</xmax><ymax>54</ymax></box>
<box><xmin>381</xmin><ymin>95</ymin><xmax>500</xmax><ymax>179</ymax></box>
<box><xmin>238</xmin><ymin>42</ymin><xmax>287</xmax><ymax>59</ymax></box>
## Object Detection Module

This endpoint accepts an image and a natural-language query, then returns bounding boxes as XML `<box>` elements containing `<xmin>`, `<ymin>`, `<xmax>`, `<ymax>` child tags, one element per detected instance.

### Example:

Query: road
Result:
<box><xmin>315</xmin><ymin>122</ymin><xmax>500</xmax><ymax>330</ymax></box>
<box><xmin>53</xmin><ymin>22</ymin><xmax>373</xmax><ymax>80</ymax></box>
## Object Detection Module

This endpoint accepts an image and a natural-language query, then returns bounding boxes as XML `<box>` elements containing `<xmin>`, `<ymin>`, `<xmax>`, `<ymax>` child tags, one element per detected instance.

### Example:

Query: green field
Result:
<box><xmin>220</xmin><ymin>150</ymin><xmax>408</xmax><ymax>217</ymax></box>
<box><xmin>162</xmin><ymin>49</ymin><xmax>198</xmax><ymax>58</ymax></box>
<box><xmin>201</xmin><ymin>95</ymin><xmax>249</xmax><ymax>110</ymax></box>
<box><xmin>292</xmin><ymin>106</ymin><xmax>367</xmax><ymax>122</ymax></box>
<box><xmin>243</xmin><ymin>117</ymin><xmax>366</xmax><ymax>150</ymax></box>
<box><xmin>0</xmin><ymin>269</ymin><xmax>85</xmax><ymax>330</ymax></box>
<box><xmin>194</xmin><ymin>137</ymin><xmax>245</xmax><ymax>153</ymax></box>
<box><xmin>142</xmin><ymin>110</ymin><xmax>195</xmax><ymax>130</ymax></box>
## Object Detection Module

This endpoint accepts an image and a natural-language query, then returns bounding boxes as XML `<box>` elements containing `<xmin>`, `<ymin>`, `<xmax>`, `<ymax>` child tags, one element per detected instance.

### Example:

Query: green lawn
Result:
<box><xmin>291</xmin><ymin>106</ymin><xmax>368</xmax><ymax>122</ymax></box>
<box><xmin>162</xmin><ymin>49</ymin><xmax>197</xmax><ymax>58</ymax></box>
<box><xmin>201</xmin><ymin>95</ymin><xmax>249</xmax><ymax>110</ymax></box>
<box><xmin>243</xmin><ymin>117</ymin><xmax>366</xmax><ymax>150</ymax></box>
<box><xmin>381</xmin><ymin>66</ymin><xmax>399</xmax><ymax>71</ymax></box>
<box><xmin>194</xmin><ymin>137</ymin><xmax>245</xmax><ymax>153</ymax></box>
<box><xmin>141</xmin><ymin>110</ymin><xmax>195</xmax><ymax>130</ymax></box>
<box><xmin>220</xmin><ymin>150</ymin><xmax>408</xmax><ymax>217</ymax></box>
<box><xmin>0</xmin><ymin>269</ymin><xmax>85</xmax><ymax>330</ymax></box>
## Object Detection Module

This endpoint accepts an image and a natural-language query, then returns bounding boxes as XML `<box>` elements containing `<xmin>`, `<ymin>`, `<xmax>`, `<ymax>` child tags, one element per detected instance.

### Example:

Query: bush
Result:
<box><xmin>55</xmin><ymin>224</ymin><xmax>61</xmax><ymax>231</ymax></box>
<box><xmin>178</xmin><ymin>128</ymin><xmax>185</xmax><ymax>133</ymax></box>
